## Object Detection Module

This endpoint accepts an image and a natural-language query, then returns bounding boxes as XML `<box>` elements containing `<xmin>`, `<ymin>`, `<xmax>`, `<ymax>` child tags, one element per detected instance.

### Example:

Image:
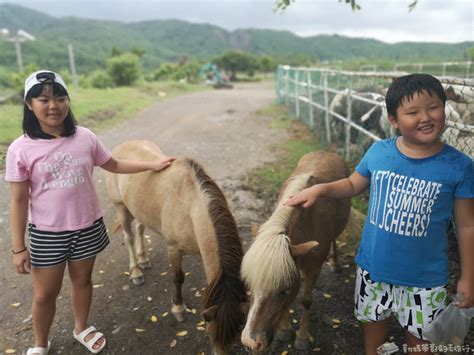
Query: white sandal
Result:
<box><xmin>26</xmin><ymin>341</ymin><xmax>51</xmax><ymax>355</ymax></box>
<box><xmin>73</xmin><ymin>326</ymin><xmax>106</xmax><ymax>353</ymax></box>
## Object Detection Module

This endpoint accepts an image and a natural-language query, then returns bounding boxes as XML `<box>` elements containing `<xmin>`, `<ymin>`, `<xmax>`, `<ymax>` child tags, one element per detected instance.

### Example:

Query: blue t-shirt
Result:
<box><xmin>355</xmin><ymin>138</ymin><xmax>474</xmax><ymax>287</ymax></box>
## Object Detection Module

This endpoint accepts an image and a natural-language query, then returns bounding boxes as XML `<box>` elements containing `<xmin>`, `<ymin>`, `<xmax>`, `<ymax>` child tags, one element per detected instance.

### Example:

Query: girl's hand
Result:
<box><xmin>285</xmin><ymin>186</ymin><xmax>319</xmax><ymax>208</ymax></box>
<box><xmin>13</xmin><ymin>250</ymin><xmax>31</xmax><ymax>274</ymax></box>
<box><xmin>152</xmin><ymin>156</ymin><xmax>176</xmax><ymax>172</ymax></box>
<box><xmin>456</xmin><ymin>279</ymin><xmax>474</xmax><ymax>308</ymax></box>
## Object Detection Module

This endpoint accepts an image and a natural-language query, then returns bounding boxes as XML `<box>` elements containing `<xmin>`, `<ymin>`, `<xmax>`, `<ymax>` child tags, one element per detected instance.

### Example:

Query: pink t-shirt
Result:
<box><xmin>5</xmin><ymin>126</ymin><xmax>112</xmax><ymax>231</ymax></box>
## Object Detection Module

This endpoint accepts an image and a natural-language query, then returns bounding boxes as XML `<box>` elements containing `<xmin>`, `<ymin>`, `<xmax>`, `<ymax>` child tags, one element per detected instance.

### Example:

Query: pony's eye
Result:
<box><xmin>278</xmin><ymin>289</ymin><xmax>290</xmax><ymax>298</ymax></box>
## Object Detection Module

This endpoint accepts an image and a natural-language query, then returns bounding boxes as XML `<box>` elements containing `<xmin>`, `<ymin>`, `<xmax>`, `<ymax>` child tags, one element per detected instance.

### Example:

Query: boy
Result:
<box><xmin>285</xmin><ymin>74</ymin><xmax>474</xmax><ymax>354</ymax></box>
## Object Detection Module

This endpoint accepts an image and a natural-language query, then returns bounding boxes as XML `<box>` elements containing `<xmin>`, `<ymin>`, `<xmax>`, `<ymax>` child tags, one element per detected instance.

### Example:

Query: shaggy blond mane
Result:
<box><xmin>241</xmin><ymin>173</ymin><xmax>312</xmax><ymax>293</ymax></box>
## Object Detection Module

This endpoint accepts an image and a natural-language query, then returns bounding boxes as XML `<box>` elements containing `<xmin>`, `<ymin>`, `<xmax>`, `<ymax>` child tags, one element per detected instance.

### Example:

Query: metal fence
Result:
<box><xmin>393</xmin><ymin>61</ymin><xmax>472</xmax><ymax>79</ymax></box>
<box><xmin>275</xmin><ymin>65</ymin><xmax>474</xmax><ymax>162</ymax></box>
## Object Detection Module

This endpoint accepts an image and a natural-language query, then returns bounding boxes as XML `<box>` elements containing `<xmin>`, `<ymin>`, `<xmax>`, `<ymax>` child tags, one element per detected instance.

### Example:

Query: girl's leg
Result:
<box><xmin>68</xmin><ymin>257</ymin><xmax>105</xmax><ymax>351</ymax></box>
<box><xmin>362</xmin><ymin>319</ymin><xmax>390</xmax><ymax>355</ymax></box>
<box><xmin>31</xmin><ymin>263</ymin><xmax>66</xmax><ymax>347</ymax></box>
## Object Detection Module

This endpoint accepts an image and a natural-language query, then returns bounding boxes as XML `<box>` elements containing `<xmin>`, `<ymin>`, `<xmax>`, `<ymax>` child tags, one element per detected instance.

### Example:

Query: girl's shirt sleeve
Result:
<box><xmin>5</xmin><ymin>141</ymin><xmax>29</xmax><ymax>182</ymax></box>
<box><xmin>90</xmin><ymin>132</ymin><xmax>112</xmax><ymax>166</ymax></box>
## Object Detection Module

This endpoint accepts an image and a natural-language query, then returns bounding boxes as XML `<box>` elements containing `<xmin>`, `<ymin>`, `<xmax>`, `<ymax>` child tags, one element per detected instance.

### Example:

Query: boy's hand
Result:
<box><xmin>285</xmin><ymin>186</ymin><xmax>318</xmax><ymax>208</ymax></box>
<box><xmin>13</xmin><ymin>250</ymin><xmax>31</xmax><ymax>274</ymax></box>
<box><xmin>456</xmin><ymin>279</ymin><xmax>474</xmax><ymax>308</ymax></box>
<box><xmin>152</xmin><ymin>156</ymin><xmax>176</xmax><ymax>172</ymax></box>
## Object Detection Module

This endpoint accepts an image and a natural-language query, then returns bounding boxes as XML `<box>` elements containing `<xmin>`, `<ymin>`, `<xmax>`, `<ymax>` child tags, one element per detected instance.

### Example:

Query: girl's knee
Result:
<box><xmin>34</xmin><ymin>290</ymin><xmax>60</xmax><ymax>304</ymax></box>
<box><xmin>70</xmin><ymin>275</ymin><xmax>93</xmax><ymax>289</ymax></box>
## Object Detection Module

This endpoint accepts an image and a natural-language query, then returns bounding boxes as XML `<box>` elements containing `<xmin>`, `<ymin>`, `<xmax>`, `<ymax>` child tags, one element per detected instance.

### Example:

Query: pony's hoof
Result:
<box><xmin>173</xmin><ymin>311</ymin><xmax>187</xmax><ymax>323</ymax></box>
<box><xmin>294</xmin><ymin>336</ymin><xmax>311</xmax><ymax>350</ymax></box>
<box><xmin>130</xmin><ymin>276</ymin><xmax>145</xmax><ymax>286</ymax></box>
<box><xmin>275</xmin><ymin>328</ymin><xmax>294</xmax><ymax>342</ymax></box>
<box><xmin>138</xmin><ymin>261</ymin><xmax>151</xmax><ymax>269</ymax></box>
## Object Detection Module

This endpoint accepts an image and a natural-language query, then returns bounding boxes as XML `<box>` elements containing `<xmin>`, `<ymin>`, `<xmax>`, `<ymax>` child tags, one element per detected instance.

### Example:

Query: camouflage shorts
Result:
<box><xmin>354</xmin><ymin>266</ymin><xmax>448</xmax><ymax>339</ymax></box>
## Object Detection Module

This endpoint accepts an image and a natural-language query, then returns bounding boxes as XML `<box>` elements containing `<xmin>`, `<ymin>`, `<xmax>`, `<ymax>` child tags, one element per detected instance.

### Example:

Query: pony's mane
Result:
<box><xmin>186</xmin><ymin>159</ymin><xmax>246</xmax><ymax>352</ymax></box>
<box><xmin>241</xmin><ymin>173</ymin><xmax>312</xmax><ymax>293</ymax></box>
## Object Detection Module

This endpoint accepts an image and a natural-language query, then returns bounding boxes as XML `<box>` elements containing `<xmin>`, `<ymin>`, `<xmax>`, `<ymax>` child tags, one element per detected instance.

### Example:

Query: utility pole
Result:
<box><xmin>68</xmin><ymin>43</ymin><xmax>78</xmax><ymax>87</ymax></box>
<box><xmin>0</xmin><ymin>28</ymin><xmax>35</xmax><ymax>72</ymax></box>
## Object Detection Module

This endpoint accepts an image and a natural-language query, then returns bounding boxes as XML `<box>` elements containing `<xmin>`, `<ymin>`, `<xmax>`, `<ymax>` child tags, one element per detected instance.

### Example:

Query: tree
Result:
<box><xmin>259</xmin><ymin>56</ymin><xmax>278</xmax><ymax>73</ymax></box>
<box><xmin>274</xmin><ymin>0</ymin><xmax>418</xmax><ymax>12</ymax></box>
<box><xmin>107</xmin><ymin>53</ymin><xmax>140</xmax><ymax>86</ymax></box>
<box><xmin>213</xmin><ymin>51</ymin><xmax>260</xmax><ymax>81</ymax></box>
<box><xmin>466</xmin><ymin>47</ymin><xmax>474</xmax><ymax>61</ymax></box>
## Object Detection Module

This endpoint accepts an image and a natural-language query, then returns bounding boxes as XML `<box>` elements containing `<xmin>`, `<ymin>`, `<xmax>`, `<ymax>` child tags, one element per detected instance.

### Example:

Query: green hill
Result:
<box><xmin>0</xmin><ymin>3</ymin><xmax>472</xmax><ymax>74</ymax></box>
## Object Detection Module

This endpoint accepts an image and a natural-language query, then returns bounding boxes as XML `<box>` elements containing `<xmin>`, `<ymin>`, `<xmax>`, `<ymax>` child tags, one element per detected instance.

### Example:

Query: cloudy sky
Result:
<box><xmin>1</xmin><ymin>0</ymin><xmax>473</xmax><ymax>43</ymax></box>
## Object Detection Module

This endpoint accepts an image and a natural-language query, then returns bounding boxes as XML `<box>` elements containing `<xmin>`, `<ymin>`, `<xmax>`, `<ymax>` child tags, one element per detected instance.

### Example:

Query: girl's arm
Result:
<box><xmin>454</xmin><ymin>197</ymin><xmax>474</xmax><ymax>308</ymax></box>
<box><xmin>10</xmin><ymin>181</ymin><xmax>31</xmax><ymax>274</ymax></box>
<box><xmin>285</xmin><ymin>171</ymin><xmax>370</xmax><ymax>208</ymax></box>
<box><xmin>101</xmin><ymin>156</ymin><xmax>176</xmax><ymax>174</ymax></box>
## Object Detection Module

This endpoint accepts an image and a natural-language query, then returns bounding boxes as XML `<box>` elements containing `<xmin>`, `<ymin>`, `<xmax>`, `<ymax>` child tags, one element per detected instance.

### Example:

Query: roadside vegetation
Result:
<box><xmin>246</xmin><ymin>103</ymin><xmax>369</xmax><ymax>216</ymax></box>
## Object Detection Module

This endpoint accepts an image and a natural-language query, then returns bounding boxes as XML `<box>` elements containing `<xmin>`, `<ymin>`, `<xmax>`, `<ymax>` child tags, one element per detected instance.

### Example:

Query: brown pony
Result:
<box><xmin>240</xmin><ymin>151</ymin><xmax>352</xmax><ymax>351</ymax></box>
<box><xmin>106</xmin><ymin>140</ymin><xmax>247</xmax><ymax>354</ymax></box>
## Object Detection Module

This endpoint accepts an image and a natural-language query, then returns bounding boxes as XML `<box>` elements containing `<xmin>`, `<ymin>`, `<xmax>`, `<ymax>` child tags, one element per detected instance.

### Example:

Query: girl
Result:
<box><xmin>6</xmin><ymin>70</ymin><xmax>175</xmax><ymax>355</ymax></box>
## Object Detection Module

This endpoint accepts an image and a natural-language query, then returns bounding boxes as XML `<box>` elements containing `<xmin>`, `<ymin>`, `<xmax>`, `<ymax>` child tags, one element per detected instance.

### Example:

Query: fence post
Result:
<box><xmin>285</xmin><ymin>68</ymin><xmax>290</xmax><ymax>107</ymax></box>
<box><xmin>323</xmin><ymin>72</ymin><xmax>331</xmax><ymax>144</ymax></box>
<box><xmin>345</xmin><ymin>79</ymin><xmax>353</xmax><ymax>161</ymax></box>
<box><xmin>307</xmin><ymin>70</ymin><xmax>314</xmax><ymax>130</ymax></box>
<box><xmin>295</xmin><ymin>69</ymin><xmax>300</xmax><ymax>118</ymax></box>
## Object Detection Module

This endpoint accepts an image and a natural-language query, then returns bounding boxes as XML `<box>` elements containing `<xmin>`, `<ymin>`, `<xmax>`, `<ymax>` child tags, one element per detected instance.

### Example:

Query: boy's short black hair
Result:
<box><xmin>385</xmin><ymin>73</ymin><xmax>446</xmax><ymax>118</ymax></box>
<box><xmin>23</xmin><ymin>82</ymin><xmax>77</xmax><ymax>139</ymax></box>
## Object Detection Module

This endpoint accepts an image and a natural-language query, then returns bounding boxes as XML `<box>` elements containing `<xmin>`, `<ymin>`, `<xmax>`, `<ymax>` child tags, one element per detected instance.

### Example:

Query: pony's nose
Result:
<box><xmin>254</xmin><ymin>334</ymin><xmax>267</xmax><ymax>351</ymax></box>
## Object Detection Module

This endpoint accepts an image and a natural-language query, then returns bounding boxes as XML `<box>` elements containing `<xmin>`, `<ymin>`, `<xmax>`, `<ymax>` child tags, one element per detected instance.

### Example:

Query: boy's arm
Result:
<box><xmin>10</xmin><ymin>181</ymin><xmax>31</xmax><ymax>274</ymax></box>
<box><xmin>285</xmin><ymin>171</ymin><xmax>370</xmax><ymax>208</ymax></box>
<box><xmin>101</xmin><ymin>156</ymin><xmax>176</xmax><ymax>174</ymax></box>
<box><xmin>454</xmin><ymin>197</ymin><xmax>474</xmax><ymax>308</ymax></box>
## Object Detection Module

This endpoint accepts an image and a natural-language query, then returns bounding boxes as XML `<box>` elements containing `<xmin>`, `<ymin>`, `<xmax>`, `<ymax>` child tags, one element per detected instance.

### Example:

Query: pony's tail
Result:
<box><xmin>202</xmin><ymin>270</ymin><xmax>247</xmax><ymax>353</ymax></box>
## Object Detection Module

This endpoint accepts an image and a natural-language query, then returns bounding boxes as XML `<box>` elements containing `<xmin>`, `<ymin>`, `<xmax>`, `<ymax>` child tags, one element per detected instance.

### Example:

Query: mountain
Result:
<box><xmin>0</xmin><ymin>3</ymin><xmax>472</xmax><ymax>74</ymax></box>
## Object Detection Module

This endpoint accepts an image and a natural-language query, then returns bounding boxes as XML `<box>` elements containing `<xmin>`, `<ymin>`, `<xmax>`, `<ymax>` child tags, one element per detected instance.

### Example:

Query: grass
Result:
<box><xmin>0</xmin><ymin>81</ymin><xmax>207</xmax><ymax>168</ymax></box>
<box><xmin>248</xmin><ymin>103</ymin><xmax>320</xmax><ymax>201</ymax></box>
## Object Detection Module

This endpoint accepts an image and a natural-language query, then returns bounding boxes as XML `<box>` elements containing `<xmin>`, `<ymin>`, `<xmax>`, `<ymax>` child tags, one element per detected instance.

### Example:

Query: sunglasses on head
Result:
<box><xmin>36</xmin><ymin>72</ymin><xmax>56</xmax><ymax>83</ymax></box>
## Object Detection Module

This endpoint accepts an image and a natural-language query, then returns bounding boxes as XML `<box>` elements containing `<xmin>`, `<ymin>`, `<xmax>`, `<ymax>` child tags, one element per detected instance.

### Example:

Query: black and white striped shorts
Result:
<box><xmin>28</xmin><ymin>218</ymin><xmax>109</xmax><ymax>268</ymax></box>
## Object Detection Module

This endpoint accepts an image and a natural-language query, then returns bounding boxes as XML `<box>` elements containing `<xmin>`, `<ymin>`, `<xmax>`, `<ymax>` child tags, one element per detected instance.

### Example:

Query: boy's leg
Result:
<box><xmin>68</xmin><ymin>257</ymin><xmax>105</xmax><ymax>351</ymax></box>
<box><xmin>405</xmin><ymin>331</ymin><xmax>432</xmax><ymax>355</ymax></box>
<box><xmin>354</xmin><ymin>266</ymin><xmax>393</xmax><ymax>355</ymax></box>
<box><xmin>31</xmin><ymin>263</ymin><xmax>66</xmax><ymax>347</ymax></box>
<box><xmin>362</xmin><ymin>319</ymin><xmax>390</xmax><ymax>355</ymax></box>
<box><xmin>395</xmin><ymin>285</ymin><xmax>447</xmax><ymax>355</ymax></box>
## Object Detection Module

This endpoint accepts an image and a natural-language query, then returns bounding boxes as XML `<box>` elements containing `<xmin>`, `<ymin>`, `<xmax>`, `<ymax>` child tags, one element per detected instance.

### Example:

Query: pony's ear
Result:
<box><xmin>250</xmin><ymin>222</ymin><xmax>260</xmax><ymax>238</ymax></box>
<box><xmin>201</xmin><ymin>305</ymin><xmax>218</xmax><ymax>322</ymax></box>
<box><xmin>240</xmin><ymin>302</ymin><xmax>250</xmax><ymax>315</ymax></box>
<box><xmin>290</xmin><ymin>241</ymin><xmax>319</xmax><ymax>257</ymax></box>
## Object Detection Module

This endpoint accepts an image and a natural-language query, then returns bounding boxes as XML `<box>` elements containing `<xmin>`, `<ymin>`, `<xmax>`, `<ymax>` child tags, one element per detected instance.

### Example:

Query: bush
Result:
<box><xmin>152</xmin><ymin>63</ymin><xmax>175</xmax><ymax>81</ymax></box>
<box><xmin>107</xmin><ymin>53</ymin><xmax>140</xmax><ymax>86</ymax></box>
<box><xmin>89</xmin><ymin>70</ymin><xmax>114</xmax><ymax>89</ymax></box>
